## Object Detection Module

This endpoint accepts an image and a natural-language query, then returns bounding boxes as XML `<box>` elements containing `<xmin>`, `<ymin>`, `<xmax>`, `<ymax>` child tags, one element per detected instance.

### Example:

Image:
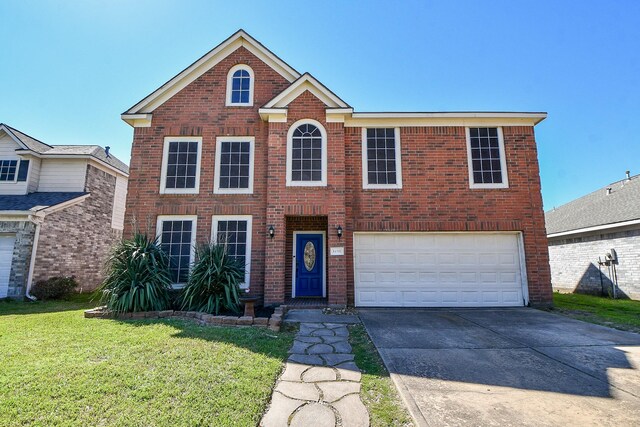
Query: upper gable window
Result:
<box><xmin>466</xmin><ymin>127</ymin><xmax>509</xmax><ymax>189</ymax></box>
<box><xmin>362</xmin><ymin>128</ymin><xmax>402</xmax><ymax>189</ymax></box>
<box><xmin>226</xmin><ymin>64</ymin><xmax>254</xmax><ymax>106</ymax></box>
<box><xmin>286</xmin><ymin>119</ymin><xmax>327</xmax><ymax>187</ymax></box>
<box><xmin>160</xmin><ymin>136</ymin><xmax>202</xmax><ymax>194</ymax></box>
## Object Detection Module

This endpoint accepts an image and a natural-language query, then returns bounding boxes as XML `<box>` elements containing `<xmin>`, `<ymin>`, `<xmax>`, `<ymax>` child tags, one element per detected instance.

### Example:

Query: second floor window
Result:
<box><xmin>362</xmin><ymin>128</ymin><xmax>402</xmax><ymax>189</ymax></box>
<box><xmin>160</xmin><ymin>136</ymin><xmax>202</xmax><ymax>194</ymax></box>
<box><xmin>466</xmin><ymin>127</ymin><xmax>509</xmax><ymax>188</ymax></box>
<box><xmin>226</xmin><ymin>65</ymin><xmax>254</xmax><ymax>106</ymax></box>
<box><xmin>286</xmin><ymin>120</ymin><xmax>327</xmax><ymax>186</ymax></box>
<box><xmin>214</xmin><ymin>137</ymin><xmax>255</xmax><ymax>194</ymax></box>
<box><xmin>0</xmin><ymin>160</ymin><xmax>18</xmax><ymax>181</ymax></box>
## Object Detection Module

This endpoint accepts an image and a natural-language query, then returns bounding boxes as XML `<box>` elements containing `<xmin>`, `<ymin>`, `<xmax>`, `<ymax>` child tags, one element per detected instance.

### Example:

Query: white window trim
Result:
<box><xmin>156</xmin><ymin>215</ymin><xmax>198</xmax><ymax>288</ymax></box>
<box><xmin>465</xmin><ymin>127</ymin><xmax>509</xmax><ymax>189</ymax></box>
<box><xmin>213</xmin><ymin>136</ymin><xmax>255</xmax><ymax>194</ymax></box>
<box><xmin>225</xmin><ymin>64</ymin><xmax>255</xmax><ymax>107</ymax></box>
<box><xmin>212</xmin><ymin>215</ymin><xmax>253</xmax><ymax>289</ymax></box>
<box><xmin>361</xmin><ymin>127</ymin><xmax>403</xmax><ymax>190</ymax></box>
<box><xmin>0</xmin><ymin>159</ymin><xmax>19</xmax><ymax>183</ymax></box>
<box><xmin>286</xmin><ymin>118</ymin><xmax>328</xmax><ymax>187</ymax></box>
<box><xmin>159</xmin><ymin>136</ymin><xmax>203</xmax><ymax>195</ymax></box>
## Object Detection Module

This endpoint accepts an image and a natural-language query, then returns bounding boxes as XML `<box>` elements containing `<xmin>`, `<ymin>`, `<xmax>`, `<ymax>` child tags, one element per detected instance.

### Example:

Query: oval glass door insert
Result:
<box><xmin>303</xmin><ymin>241</ymin><xmax>316</xmax><ymax>271</ymax></box>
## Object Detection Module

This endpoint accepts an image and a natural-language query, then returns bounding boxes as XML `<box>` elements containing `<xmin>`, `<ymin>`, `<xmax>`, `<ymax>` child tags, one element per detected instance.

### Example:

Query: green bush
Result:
<box><xmin>180</xmin><ymin>243</ymin><xmax>244</xmax><ymax>315</ymax></box>
<box><xmin>31</xmin><ymin>276</ymin><xmax>78</xmax><ymax>300</ymax></box>
<box><xmin>100</xmin><ymin>233</ymin><xmax>173</xmax><ymax>313</ymax></box>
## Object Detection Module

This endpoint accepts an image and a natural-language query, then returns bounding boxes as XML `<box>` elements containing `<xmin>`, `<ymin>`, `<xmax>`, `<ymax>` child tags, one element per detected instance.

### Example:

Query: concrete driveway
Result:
<box><xmin>359</xmin><ymin>308</ymin><xmax>640</xmax><ymax>426</ymax></box>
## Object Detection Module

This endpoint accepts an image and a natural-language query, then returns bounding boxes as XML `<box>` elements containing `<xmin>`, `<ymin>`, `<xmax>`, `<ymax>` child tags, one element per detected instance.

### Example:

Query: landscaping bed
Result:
<box><xmin>0</xmin><ymin>297</ymin><xmax>295</xmax><ymax>426</ymax></box>
<box><xmin>547</xmin><ymin>292</ymin><xmax>640</xmax><ymax>333</ymax></box>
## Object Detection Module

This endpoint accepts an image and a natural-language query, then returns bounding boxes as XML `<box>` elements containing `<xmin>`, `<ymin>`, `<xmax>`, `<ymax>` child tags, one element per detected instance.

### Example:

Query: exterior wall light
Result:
<box><xmin>268</xmin><ymin>225</ymin><xmax>275</xmax><ymax>239</ymax></box>
<box><xmin>337</xmin><ymin>225</ymin><xmax>343</xmax><ymax>239</ymax></box>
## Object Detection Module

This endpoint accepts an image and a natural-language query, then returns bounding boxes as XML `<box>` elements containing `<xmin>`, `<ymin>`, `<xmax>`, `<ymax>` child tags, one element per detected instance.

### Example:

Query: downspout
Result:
<box><xmin>25</xmin><ymin>216</ymin><xmax>43</xmax><ymax>300</ymax></box>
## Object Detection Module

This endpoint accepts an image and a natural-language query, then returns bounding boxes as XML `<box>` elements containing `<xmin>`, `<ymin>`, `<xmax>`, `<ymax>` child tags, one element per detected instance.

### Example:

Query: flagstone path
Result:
<box><xmin>260</xmin><ymin>322</ymin><xmax>370</xmax><ymax>426</ymax></box>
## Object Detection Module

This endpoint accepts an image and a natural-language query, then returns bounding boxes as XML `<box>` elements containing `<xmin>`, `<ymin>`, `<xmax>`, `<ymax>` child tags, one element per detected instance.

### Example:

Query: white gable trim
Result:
<box><xmin>122</xmin><ymin>30</ymin><xmax>300</xmax><ymax>123</ymax></box>
<box><xmin>262</xmin><ymin>73</ymin><xmax>350</xmax><ymax>109</ymax></box>
<box><xmin>0</xmin><ymin>125</ymin><xmax>30</xmax><ymax>150</ymax></box>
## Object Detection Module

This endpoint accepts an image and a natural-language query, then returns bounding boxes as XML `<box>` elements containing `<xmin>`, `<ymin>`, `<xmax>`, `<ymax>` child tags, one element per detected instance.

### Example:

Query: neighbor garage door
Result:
<box><xmin>0</xmin><ymin>235</ymin><xmax>16</xmax><ymax>298</ymax></box>
<box><xmin>354</xmin><ymin>233</ymin><xmax>526</xmax><ymax>307</ymax></box>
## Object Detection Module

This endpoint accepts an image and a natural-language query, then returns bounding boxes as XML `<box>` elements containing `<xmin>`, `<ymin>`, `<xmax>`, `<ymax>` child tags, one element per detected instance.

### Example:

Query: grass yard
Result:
<box><xmin>0</xmin><ymin>295</ymin><xmax>294</xmax><ymax>426</ymax></box>
<box><xmin>550</xmin><ymin>292</ymin><xmax>640</xmax><ymax>333</ymax></box>
<box><xmin>349</xmin><ymin>324</ymin><xmax>413</xmax><ymax>427</ymax></box>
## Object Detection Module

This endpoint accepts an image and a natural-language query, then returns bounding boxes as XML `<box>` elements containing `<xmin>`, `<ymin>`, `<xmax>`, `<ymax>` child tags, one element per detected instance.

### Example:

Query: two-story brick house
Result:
<box><xmin>122</xmin><ymin>30</ymin><xmax>552</xmax><ymax>307</ymax></box>
<box><xmin>0</xmin><ymin>124</ymin><xmax>129</xmax><ymax>298</ymax></box>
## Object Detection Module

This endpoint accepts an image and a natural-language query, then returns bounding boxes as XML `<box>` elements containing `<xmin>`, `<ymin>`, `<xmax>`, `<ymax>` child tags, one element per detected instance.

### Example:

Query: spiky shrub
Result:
<box><xmin>100</xmin><ymin>233</ymin><xmax>173</xmax><ymax>313</ymax></box>
<box><xmin>180</xmin><ymin>243</ymin><xmax>244</xmax><ymax>315</ymax></box>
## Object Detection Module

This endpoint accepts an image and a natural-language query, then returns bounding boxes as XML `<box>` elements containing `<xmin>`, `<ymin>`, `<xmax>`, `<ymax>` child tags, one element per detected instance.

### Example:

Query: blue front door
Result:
<box><xmin>295</xmin><ymin>233</ymin><xmax>324</xmax><ymax>297</ymax></box>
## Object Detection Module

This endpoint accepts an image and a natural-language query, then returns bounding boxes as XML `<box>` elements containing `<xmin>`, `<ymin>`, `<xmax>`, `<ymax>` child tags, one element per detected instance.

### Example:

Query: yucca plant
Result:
<box><xmin>100</xmin><ymin>233</ymin><xmax>173</xmax><ymax>313</ymax></box>
<box><xmin>179</xmin><ymin>242</ymin><xmax>244</xmax><ymax>315</ymax></box>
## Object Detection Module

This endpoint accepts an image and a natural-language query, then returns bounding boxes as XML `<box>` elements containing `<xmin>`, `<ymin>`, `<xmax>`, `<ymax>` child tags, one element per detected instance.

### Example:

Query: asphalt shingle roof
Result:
<box><xmin>0</xmin><ymin>192</ymin><xmax>87</xmax><ymax>212</ymax></box>
<box><xmin>1</xmin><ymin>123</ymin><xmax>129</xmax><ymax>175</ymax></box>
<box><xmin>545</xmin><ymin>174</ymin><xmax>640</xmax><ymax>235</ymax></box>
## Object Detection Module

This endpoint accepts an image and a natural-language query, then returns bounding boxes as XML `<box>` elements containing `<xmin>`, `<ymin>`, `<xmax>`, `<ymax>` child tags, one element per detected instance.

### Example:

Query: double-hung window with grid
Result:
<box><xmin>362</xmin><ymin>128</ymin><xmax>402</xmax><ymax>189</ymax></box>
<box><xmin>158</xmin><ymin>217</ymin><xmax>196</xmax><ymax>285</ymax></box>
<box><xmin>160</xmin><ymin>137</ymin><xmax>202</xmax><ymax>194</ymax></box>
<box><xmin>466</xmin><ymin>127</ymin><xmax>508</xmax><ymax>188</ymax></box>
<box><xmin>212</xmin><ymin>216</ymin><xmax>252</xmax><ymax>287</ymax></box>
<box><xmin>214</xmin><ymin>137</ymin><xmax>254</xmax><ymax>194</ymax></box>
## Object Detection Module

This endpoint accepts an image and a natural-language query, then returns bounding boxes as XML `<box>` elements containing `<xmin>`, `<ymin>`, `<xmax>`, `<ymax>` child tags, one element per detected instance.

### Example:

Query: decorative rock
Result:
<box><xmin>307</xmin><ymin>343</ymin><xmax>335</xmax><ymax>355</ymax></box>
<box><xmin>332</xmin><ymin>394</ymin><xmax>370</xmax><ymax>427</ymax></box>
<box><xmin>260</xmin><ymin>392</ymin><xmax>306</xmax><ymax>427</ymax></box>
<box><xmin>280</xmin><ymin>362</ymin><xmax>310</xmax><ymax>382</ymax></box>
<box><xmin>317</xmin><ymin>381</ymin><xmax>360</xmax><ymax>402</ymax></box>
<box><xmin>320</xmin><ymin>353</ymin><xmax>354</xmax><ymax>366</ymax></box>
<box><xmin>195</xmin><ymin>312</ymin><xmax>206</xmax><ymax>320</ymax></box>
<box><xmin>253</xmin><ymin>317</ymin><xmax>269</xmax><ymax>326</ymax></box>
<box><xmin>288</xmin><ymin>354</ymin><xmax>324</xmax><ymax>366</ymax></box>
<box><xmin>201</xmin><ymin>314</ymin><xmax>214</xmax><ymax>324</ymax></box>
<box><xmin>222</xmin><ymin>316</ymin><xmax>238</xmax><ymax>325</ymax></box>
<box><xmin>210</xmin><ymin>316</ymin><xmax>224</xmax><ymax>325</ymax></box>
<box><xmin>158</xmin><ymin>310</ymin><xmax>174</xmax><ymax>318</ymax></box>
<box><xmin>185</xmin><ymin>311</ymin><xmax>197</xmax><ymax>318</ymax></box>
<box><xmin>145</xmin><ymin>311</ymin><xmax>159</xmax><ymax>318</ymax></box>
<box><xmin>237</xmin><ymin>316</ymin><xmax>253</xmax><ymax>326</ymax></box>
<box><xmin>130</xmin><ymin>312</ymin><xmax>146</xmax><ymax>319</ymax></box>
<box><xmin>275</xmin><ymin>381</ymin><xmax>320</xmax><ymax>401</ymax></box>
<box><xmin>289</xmin><ymin>403</ymin><xmax>336</xmax><ymax>427</ymax></box>
<box><xmin>301</xmin><ymin>367</ymin><xmax>337</xmax><ymax>383</ymax></box>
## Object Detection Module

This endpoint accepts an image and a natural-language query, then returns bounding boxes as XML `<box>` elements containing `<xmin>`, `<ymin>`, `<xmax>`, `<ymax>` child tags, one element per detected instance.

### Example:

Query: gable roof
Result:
<box><xmin>545</xmin><ymin>173</ymin><xmax>640</xmax><ymax>236</ymax></box>
<box><xmin>1</xmin><ymin>123</ymin><xmax>129</xmax><ymax>175</ymax></box>
<box><xmin>0</xmin><ymin>123</ymin><xmax>52</xmax><ymax>152</ymax></box>
<box><xmin>122</xmin><ymin>29</ymin><xmax>301</xmax><ymax>121</ymax></box>
<box><xmin>261</xmin><ymin>73</ymin><xmax>350</xmax><ymax>109</ymax></box>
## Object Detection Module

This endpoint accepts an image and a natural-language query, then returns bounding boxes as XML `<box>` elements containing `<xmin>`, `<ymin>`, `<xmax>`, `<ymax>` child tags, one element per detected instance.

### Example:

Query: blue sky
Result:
<box><xmin>1</xmin><ymin>0</ymin><xmax>638</xmax><ymax>210</ymax></box>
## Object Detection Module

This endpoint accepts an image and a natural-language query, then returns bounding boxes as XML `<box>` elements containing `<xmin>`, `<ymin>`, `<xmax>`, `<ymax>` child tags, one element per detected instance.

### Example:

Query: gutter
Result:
<box><xmin>25</xmin><ymin>219</ymin><xmax>42</xmax><ymax>300</ymax></box>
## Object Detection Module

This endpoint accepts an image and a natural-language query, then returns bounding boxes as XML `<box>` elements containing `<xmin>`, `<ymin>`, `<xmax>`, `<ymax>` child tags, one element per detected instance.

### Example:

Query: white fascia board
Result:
<box><xmin>547</xmin><ymin>218</ymin><xmax>640</xmax><ymax>238</ymax></box>
<box><xmin>123</xmin><ymin>30</ymin><xmax>300</xmax><ymax>117</ymax></box>
<box><xmin>263</xmin><ymin>74</ymin><xmax>350</xmax><ymax>109</ymax></box>
<box><xmin>0</xmin><ymin>124</ymin><xmax>31</xmax><ymax>150</ymax></box>
<box><xmin>121</xmin><ymin>113</ymin><xmax>152</xmax><ymax>128</ymax></box>
<box><xmin>258</xmin><ymin>108</ymin><xmax>288</xmax><ymax>122</ymax></box>
<box><xmin>344</xmin><ymin>113</ymin><xmax>547</xmax><ymax>128</ymax></box>
<box><xmin>13</xmin><ymin>151</ymin><xmax>129</xmax><ymax>177</ymax></box>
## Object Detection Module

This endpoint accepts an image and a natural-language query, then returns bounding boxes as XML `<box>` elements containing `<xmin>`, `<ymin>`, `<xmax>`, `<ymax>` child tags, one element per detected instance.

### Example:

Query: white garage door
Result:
<box><xmin>354</xmin><ymin>233</ymin><xmax>526</xmax><ymax>307</ymax></box>
<box><xmin>0</xmin><ymin>235</ymin><xmax>16</xmax><ymax>298</ymax></box>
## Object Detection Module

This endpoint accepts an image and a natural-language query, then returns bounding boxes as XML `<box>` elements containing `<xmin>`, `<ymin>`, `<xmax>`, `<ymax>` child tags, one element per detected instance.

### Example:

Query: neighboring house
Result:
<box><xmin>0</xmin><ymin>124</ymin><xmax>129</xmax><ymax>298</ymax></box>
<box><xmin>121</xmin><ymin>30</ymin><xmax>552</xmax><ymax>308</ymax></box>
<box><xmin>546</xmin><ymin>172</ymin><xmax>640</xmax><ymax>300</ymax></box>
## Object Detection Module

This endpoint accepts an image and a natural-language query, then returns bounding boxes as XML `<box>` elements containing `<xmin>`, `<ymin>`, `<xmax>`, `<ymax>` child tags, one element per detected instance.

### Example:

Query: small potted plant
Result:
<box><xmin>239</xmin><ymin>288</ymin><xmax>259</xmax><ymax>318</ymax></box>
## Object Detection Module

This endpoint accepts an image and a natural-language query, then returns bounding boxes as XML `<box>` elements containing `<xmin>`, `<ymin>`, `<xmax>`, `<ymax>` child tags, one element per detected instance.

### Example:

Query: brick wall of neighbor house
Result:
<box><xmin>0</xmin><ymin>220</ymin><xmax>36</xmax><ymax>297</ymax></box>
<box><xmin>344</xmin><ymin>125</ymin><xmax>552</xmax><ymax>306</ymax></box>
<box><xmin>548</xmin><ymin>228</ymin><xmax>640</xmax><ymax>300</ymax></box>
<box><xmin>32</xmin><ymin>165</ymin><xmax>122</xmax><ymax>291</ymax></box>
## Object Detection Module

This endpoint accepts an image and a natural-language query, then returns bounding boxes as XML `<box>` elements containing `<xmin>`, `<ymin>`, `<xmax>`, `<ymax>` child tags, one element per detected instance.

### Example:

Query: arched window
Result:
<box><xmin>226</xmin><ymin>64</ymin><xmax>254</xmax><ymax>106</ymax></box>
<box><xmin>286</xmin><ymin>119</ymin><xmax>327</xmax><ymax>186</ymax></box>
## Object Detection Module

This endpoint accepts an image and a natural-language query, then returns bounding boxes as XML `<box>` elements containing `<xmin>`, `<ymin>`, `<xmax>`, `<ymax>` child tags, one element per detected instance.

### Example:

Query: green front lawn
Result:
<box><xmin>0</xmin><ymin>296</ymin><xmax>294</xmax><ymax>426</ymax></box>
<box><xmin>550</xmin><ymin>292</ymin><xmax>640</xmax><ymax>333</ymax></box>
<box><xmin>349</xmin><ymin>324</ymin><xmax>413</xmax><ymax>427</ymax></box>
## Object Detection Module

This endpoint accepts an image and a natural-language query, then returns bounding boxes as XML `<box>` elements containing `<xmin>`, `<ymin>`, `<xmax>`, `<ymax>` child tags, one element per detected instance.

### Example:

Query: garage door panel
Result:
<box><xmin>354</xmin><ymin>233</ymin><xmax>525</xmax><ymax>307</ymax></box>
<box><xmin>0</xmin><ymin>235</ymin><xmax>16</xmax><ymax>299</ymax></box>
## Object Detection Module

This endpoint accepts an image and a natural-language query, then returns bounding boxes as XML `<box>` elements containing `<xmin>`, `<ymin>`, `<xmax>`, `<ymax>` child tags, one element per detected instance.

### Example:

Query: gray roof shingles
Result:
<box><xmin>1</xmin><ymin>123</ymin><xmax>129</xmax><ymax>175</ymax></box>
<box><xmin>545</xmin><ymin>174</ymin><xmax>640</xmax><ymax>235</ymax></box>
<box><xmin>0</xmin><ymin>192</ymin><xmax>87</xmax><ymax>212</ymax></box>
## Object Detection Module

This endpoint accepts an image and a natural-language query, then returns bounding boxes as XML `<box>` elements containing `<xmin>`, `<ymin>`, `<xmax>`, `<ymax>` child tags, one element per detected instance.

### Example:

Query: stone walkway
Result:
<box><xmin>261</xmin><ymin>322</ymin><xmax>370</xmax><ymax>426</ymax></box>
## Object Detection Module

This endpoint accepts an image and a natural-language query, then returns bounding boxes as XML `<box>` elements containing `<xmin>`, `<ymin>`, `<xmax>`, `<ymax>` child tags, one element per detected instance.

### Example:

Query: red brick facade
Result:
<box><xmin>124</xmin><ymin>40</ymin><xmax>552</xmax><ymax>307</ymax></box>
